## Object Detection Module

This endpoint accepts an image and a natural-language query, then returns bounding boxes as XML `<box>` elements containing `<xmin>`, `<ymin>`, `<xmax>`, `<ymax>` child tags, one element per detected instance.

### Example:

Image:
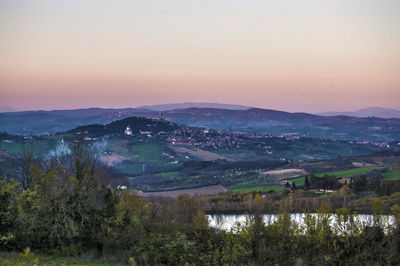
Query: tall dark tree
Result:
<box><xmin>304</xmin><ymin>176</ymin><xmax>310</xmax><ymax>190</ymax></box>
<box><xmin>19</xmin><ymin>149</ymin><xmax>34</xmax><ymax>190</ymax></box>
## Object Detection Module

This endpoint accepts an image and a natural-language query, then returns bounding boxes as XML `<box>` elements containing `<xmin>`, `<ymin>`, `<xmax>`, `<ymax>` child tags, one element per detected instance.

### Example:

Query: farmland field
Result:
<box><xmin>157</xmin><ymin>171</ymin><xmax>180</xmax><ymax>178</ymax></box>
<box><xmin>100</xmin><ymin>154</ymin><xmax>129</xmax><ymax>166</ymax></box>
<box><xmin>170</xmin><ymin>145</ymin><xmax>228</xmax><ymax>161</ymax></box>
<box><xmin>262</xmin><ymin>168</ymin><xmax>307</xmax><ymax>180</ymax></box>
<box><xmin>287</xmin><ymin>176</ymin><xmax>306</xmax><ymax>185</ymax></box>
<box><xmin>227</xmin><ymin>184</ymin><xmax>285</xmax><ymax>192</ymax></box>
<box><xmin>383</xmin><ymin>170</ymin><xmax>400</xmax><ymax>180</ymax></box>
<box><xmin>314</xmin><ymin>166</ymin><xmax>383</xmax><ymax>178</ymax></box>
<box><xmin>284</xmin><ymin>166</ymin><xmax>384</xmax><ymax>185</ymax></box>
<box><xmin>0</xmin><ymin>139</ymin><xmax>56</xmax><ymax>157</ymax></box>
<box><xmin>139</xmin><ymin>184</ymin><xmax>227</xmax><ymax>197</ymax></box>
<box><xmin>128</xmin><ymin>143</ymin><xmax>164</xmax><ymax>160</ymax></box>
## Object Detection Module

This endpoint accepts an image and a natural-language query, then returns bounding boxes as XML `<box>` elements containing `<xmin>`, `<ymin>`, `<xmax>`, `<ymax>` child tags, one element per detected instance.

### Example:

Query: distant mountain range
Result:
<box><xmin>0</xmin><ymin>106</ymin><xmax>15</xmax><ymax>113</ymax></box>
<box><xmin>137</xmin><ymin>102</ymin><xmax>252</xmax><ymax>111</ymax></box>
<box><xmin>1</xmin><ymin>105</ymin><xmax>400</xmax><ymax>142</ymax></box>
<box><xmin>318</xmin><ymin>107</ymin><xmax>400</xmax><ymax>119</ymax></box>
<box><xmin>3</xmin><ymin>104</ymin><xmax>399</xmax><ymax>118</ymax></box>
<box><xmin>162</xmin><ymin>107</ymin><xmax>400</xmax><ymax>142</ymax></box>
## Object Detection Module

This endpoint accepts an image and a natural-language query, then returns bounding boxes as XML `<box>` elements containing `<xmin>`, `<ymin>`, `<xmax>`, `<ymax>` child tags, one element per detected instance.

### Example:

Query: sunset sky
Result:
<box><xmin>1</xmin><ymin>0</ymin><xmax>399</xmax><ymax>112</ymax></box>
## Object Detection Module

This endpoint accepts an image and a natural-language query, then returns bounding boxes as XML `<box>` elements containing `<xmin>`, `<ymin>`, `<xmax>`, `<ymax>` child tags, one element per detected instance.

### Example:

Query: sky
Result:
<box><xmin>0</xmin><ymin>0</ymin><xmax>399</xmax><ymax>113</ymax></box>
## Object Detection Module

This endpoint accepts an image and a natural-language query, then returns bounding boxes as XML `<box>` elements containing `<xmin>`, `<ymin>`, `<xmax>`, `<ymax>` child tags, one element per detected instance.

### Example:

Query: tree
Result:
<box><xmin>350</xmin><ymin>175</ymin><xmax>368</xmax><ymax>193</ymax></box>
<box><xmin>304</xmin><ymin>176</ymin><xmax>310</xmax><ymax>190</ymax></box>
<box><xmin>13</xmin><ymin>140</ymin><xmax>114</xmax><ymax>253</ymax></box>
<box><xmin>0</xmin><ymin>178</ymin><xmax>18</xmax><ymax>237</ymax></box>
<box><xmin>19</xmin><ymin>149</ymin><xmax>35</xmax><ymax>190</ymax></box>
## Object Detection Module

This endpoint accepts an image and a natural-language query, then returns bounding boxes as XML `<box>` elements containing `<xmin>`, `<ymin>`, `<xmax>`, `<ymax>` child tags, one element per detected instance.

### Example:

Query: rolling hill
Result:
<box><xmin>1</xmin><ymin>106</ymin><xmax>400</xmax><ymax>142</ymax></box>
<box><xmin>163</xmin><ymin>108</ymin><xmax>400</xmax><ymax>142</ymax></box>
<box><xmin>319</xmin><ymin>107</ymin><xmax>400</xmax><ymax>119</ymax></box>
<box><xmin>137</xmin><ymin>102</ymin><xmax>252</xmax><ymax>111</ymax></box>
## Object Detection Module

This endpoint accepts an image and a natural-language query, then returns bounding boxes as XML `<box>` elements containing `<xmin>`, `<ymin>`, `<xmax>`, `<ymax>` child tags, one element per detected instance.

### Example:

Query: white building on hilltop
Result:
<box><xmin>125</xmin><ymin>125</ymin><xmax>132</xmax><ymax>136</ymax></box>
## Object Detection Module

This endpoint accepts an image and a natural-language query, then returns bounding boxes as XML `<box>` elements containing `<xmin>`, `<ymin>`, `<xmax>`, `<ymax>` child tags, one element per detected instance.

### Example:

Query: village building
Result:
<box><xmin>125</xmin><ymin>125</ymin><xmax>133</xmax><ymax>136</ymax></box>
<box><xmin>338</xmin><ymin>177</ymin><xmax>352</xmax><ymax>185</ymax></box>
<box><xmin>152</xmin><ymin>112</ymin><xmax>163</xmax><ymax>120</ymax></box>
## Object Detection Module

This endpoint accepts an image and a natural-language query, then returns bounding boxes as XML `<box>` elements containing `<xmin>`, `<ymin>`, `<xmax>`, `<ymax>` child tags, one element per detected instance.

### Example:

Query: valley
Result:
<box><xmin>1</xmin><ymin>115</ymin><xmax>399</xmax><ymax>193</ymax></box>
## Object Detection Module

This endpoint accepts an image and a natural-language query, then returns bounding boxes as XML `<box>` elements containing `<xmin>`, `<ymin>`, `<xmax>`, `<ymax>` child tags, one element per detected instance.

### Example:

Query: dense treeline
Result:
<box><xmin>200</xmin><ymin>188</ymin><xmax>400</xmax><ymax>215</ymax></box>
<box><xmin>377</xmin><ymin>180</ymin><xmax>400</xmax><ymax>196</ymax></box>
<box><xmin>1</xmin><ymin>143</ymin><xmax>400</xmax><ymax>265</ymax></box>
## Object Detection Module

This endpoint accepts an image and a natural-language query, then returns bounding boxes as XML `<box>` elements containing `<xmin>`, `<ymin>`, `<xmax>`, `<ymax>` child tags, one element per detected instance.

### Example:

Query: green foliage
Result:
<box><xmin>383</xmin><ymin>169</ymin><xmax>400</xmax><ymax>180</ymax></box>
<box><xmin>2</xmin><ymin>142</ymin><xmax>400</xmax><ymax>265</ymax></box>
<box><xmin>376</xmin><ymin>180</ymin><xmax>400</xmax><ymax>196</ymax></box>
<box><xmin>0</xmin><ymin>178</ymin><xmax>18</xmax><ymax>237</ymax></box>
<box><xmin>0</xmin><ymin>251</ymin><xmax>121</xmax><ymax>265</ymax></box>
<box><xmin>18</xmin><ymin>247</ymin><xmax>39</xmax><ymax>266</ymax></box>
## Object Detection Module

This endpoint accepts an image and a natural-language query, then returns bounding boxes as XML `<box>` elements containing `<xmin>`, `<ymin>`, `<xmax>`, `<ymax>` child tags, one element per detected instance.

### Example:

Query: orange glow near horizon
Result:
<box><xmin>1</xmin><ymin>0</ymin><xmax>399</xmax><ymax>112</ymax></box>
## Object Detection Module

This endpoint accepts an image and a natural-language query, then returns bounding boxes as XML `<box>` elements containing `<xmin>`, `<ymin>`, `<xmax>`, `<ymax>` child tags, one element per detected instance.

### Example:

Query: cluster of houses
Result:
<box><xmin>122</xmin><ymin>118</ymin><xmax>251</xmax><ymax>149</ymax></box>
<box><xmin>166</xmin><ymin>128</ymin><xmax>248</xmax><ymax>149</ymax></box>
<box><xmin>352</xmin><ymin>140</ymin><xmax>391</xmax><ymax>148</ymax></box>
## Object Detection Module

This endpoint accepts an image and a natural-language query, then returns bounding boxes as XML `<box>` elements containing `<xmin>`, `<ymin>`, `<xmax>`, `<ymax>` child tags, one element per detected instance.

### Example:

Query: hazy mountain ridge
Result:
<box><xmin>0</xmin><ymin>106</ymin><xmax>15</xmax><ymax>112</ymax></box>
<box><xmin>164</xmin><ymin>107</ymin><xmax>400</xmax><ymax>126</ymax></box>
<box><xmin>1</xmin><ymin>106</ymin><xmax>400</xmax><ymax>142</ymax></box>
<box><xmin>137</xmin><ymin>102</ymin><xmax>252</xmax><ymax>111</ymax></box>
<box><xmin>318</xmin><ymin>107</ymin><xmax>400</xmax><ymax>119</ymax></box>
<box><xmin>162</xmin><ymin>108</ymin><xmax>400</xmax><ymax>141</ymax></box>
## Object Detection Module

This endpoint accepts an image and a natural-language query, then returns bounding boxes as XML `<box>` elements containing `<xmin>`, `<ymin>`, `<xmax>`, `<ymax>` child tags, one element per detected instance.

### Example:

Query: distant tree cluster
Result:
<box><xmin>376</xmin><ymin>180</ymin><xmax>400</xmax><ymax>196</ymax></box>
<box><xmin>303</xmin><ymin>175</ymin><xmax>342</xmax><ymax>190</ymax></box>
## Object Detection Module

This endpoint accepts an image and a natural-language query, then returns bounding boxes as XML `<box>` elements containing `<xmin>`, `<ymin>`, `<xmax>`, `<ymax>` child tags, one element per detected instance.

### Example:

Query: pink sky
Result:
<box><xmin>1</xmin><ymin>0</ymin><xmax>399</xmax><ymax>112</ymax></box>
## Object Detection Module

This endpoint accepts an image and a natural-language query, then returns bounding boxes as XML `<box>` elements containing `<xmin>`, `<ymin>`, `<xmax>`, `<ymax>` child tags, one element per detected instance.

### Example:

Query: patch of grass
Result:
<box><xmin>211</xmin><ymin>147</ymin><xmax>269</xmax><ymax>161</ymax></box>
<box><xmin>314</xmin><ymin>167</ymin><xmax>383</xmax><ymax>178</ymax></box>
<box><xmin>227</xmin><ymin>184</ymin><xmax>284</xmax><ymax>192</ymax></box>
<box><xmin>383</xmin><ymin>170</ymin><xmax>400</xmax><ymax>180</ymax></box>
<box><xmin>128</xmin><ymin>143</ymin><xmax>163</xmax><ymax>160</ymax></box>
<box><xmin>0</xmin><ymin>139</ymin><xmax>55</xmax><ymax>157</ymax></box>
<box><xmin>116</xmin><ymin>160</ymin><xmax>145</xmax><ymax>175</ymax></box>
<box><xmin>287</xmin><ymin>177</ymin><xmax>305</xmax><ymax>185</ymax></box>
<box><xmin>106</xmin><ymin>138</ymin><xmax>131</xmax><ymax>157</ymax></box>
<box><xmin>157</xmin><ymin>171</ymin><xmax>180</xmax><ymax>178</ymax></box>
<box><xmin>0</xmin><ymin>251</ymin><xmax>125</xmax><ymax>266</ymax></box>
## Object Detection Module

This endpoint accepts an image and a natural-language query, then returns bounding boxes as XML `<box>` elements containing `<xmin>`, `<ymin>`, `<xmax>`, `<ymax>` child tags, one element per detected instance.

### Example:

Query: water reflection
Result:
<box><xmin>207</xmin><ymin>213</ymin><xmax>396</xmax><ymax>232</ymax></box>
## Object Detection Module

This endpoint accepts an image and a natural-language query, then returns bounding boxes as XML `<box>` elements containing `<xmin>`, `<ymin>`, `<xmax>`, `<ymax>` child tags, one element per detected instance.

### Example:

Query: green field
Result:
<box><xmin>157</xmin><ymin>171</ymin><xmax>180</xmax><ymax>178</ymax></box>
<box><xmin>106</xmin><ymin>138</ymin><xmax>131</xmax><ymax>157</ymax></box>
<box><xmin>314</xmin><ymin>167</ymin><xmax>383</xmax><ymax>178</ymax></box>
<box><xmin>0</xmin><ymin>139</ymin><xmax>56</xmax><ymax>157</ymax></box>
<box><xmin>108</xmin><ymin>139</ymin><xmax>178</xmax><ymax>175</ymax></box>
<box><xmin>227</xmin><ymin>184</ymin><xmax>284</xmax><ymax>192</ymax></box>
<box><xmin>128</xmin><ymin>143</ymin><xmax>163</xmax><ymax>160</ymax></box>
<box><xmin>383</xmin><ymin>169</ymin><xmax>400</xmax><ymax>180</ymax></box>
<box><xmin>287</xmin><ymin>176</ymin><xmax>306</xmax><ymax>185</ymax></box>
<box><xmin>285</xmin><ymin>166</ymin><xmax>384</xmax><ymax>185</ymax></box>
